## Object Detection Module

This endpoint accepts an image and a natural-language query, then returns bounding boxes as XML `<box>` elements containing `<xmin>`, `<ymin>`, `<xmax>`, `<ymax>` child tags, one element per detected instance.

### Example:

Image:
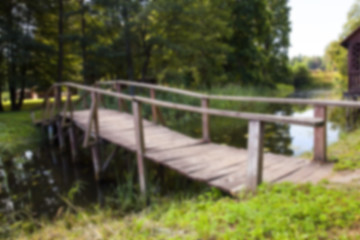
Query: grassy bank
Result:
<box><xmin>0</xmin><ymin>111</ymin><xmax>42</xmax><ymax>154</ymax></box>
<box><xmin>329</xmin><ymin>128</ymin><xmax>360</xmax><ymax>170</ymax></box>
<box><xmin>10</xmin><ymin>183</ymin><xmax>360</xmax><ymax>240</ymax></box>
<box><xmin>3</xmin><ymin>85</ymin><xmax>360</xmax><ymax>239</ymax></box>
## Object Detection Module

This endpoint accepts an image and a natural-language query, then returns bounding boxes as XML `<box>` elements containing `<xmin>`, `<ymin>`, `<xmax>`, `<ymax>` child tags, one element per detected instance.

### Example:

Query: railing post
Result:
<box><xmin>150</xmin><ymin>88</ymin><xmax>158</xmax><ymax>123</ymax></box>
<box><xmin>201</xmin><ymin>97</ymin><xmax>210</xmax><ymax>142</ymax></box>
<box><xmin>246</xmin><ymin>120</ymin><xmax>264</xmax><ymax>191</ymax></box>
<box><xmin>115</xmin><ymin>83</ymin><xmax>126</xmax><ymax>111</ymax></box>
<box><xmin>56</xmin><ymin>119</ymin><xmax>65</xmax><ymax>150</ymax></box>
<box><xmin>68</xmin><ymin>125</ymin><xmax>77</xmax><ymax>161</ymax></box>
<box><xmin>132</xmin><ymin>100</ymin><xmax>147</xmax><ymax>199</ymax></box>
<box><xmin>83</xmin><ymin>91</ymin><xmax>99</xmax><ymax>148</ymax></box>
<box><xmin>314</xmin><ymin>105</ymin><xmax>327</xmax><ymax>163</ymax></box>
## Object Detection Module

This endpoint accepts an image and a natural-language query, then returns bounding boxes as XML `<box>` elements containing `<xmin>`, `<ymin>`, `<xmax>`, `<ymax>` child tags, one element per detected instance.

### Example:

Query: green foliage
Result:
<box><xmin>291</xmin><ymin>63</ymin><xmax>313</xmax><ymax>90</ymax></box>
<box><xmin>67</xmin><ymin>181</ymin><xmax>86</xmax><ymax>202</ymax></box>
<box><xmin>324</xmin><ymin>0</ymin><xmax>360</xmax><ymax>91</ymax></box>
<box><xmin>0</xmin><ymin>111</ymin><xmax>42</xmax><ymax>154</ymax></box>
<box><xmin>291</xmin><ymin>56</ymin><xmax>327</xmax><ymax>71</ymax></box>
<box><xmin>227</xmin><ymin>0</ymin><xmax>291</xmax><ymax>87</ymax></box>
<box><xmin>329</xmin><ymin>128</ymin><xmax>360</xmax><ymax>171</ymax></box>
<box><xmin>0</xmin><ymin>0</ymin><xmax>292</xmax><ymax>112</ymax></box>
<box><xmin>12</xmin><ymin>183</ymin><xmax>360</xmax><ymax>239</ymax></box>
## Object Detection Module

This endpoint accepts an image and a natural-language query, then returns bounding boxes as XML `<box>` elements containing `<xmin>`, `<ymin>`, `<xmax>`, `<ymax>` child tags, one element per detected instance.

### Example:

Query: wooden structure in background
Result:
<box><xmin>36</xmin><ymin>81</ymin><xmax>360</xmax><ymax>195</ymax></box>
<box><xmin>342</xmin><ymin>26</ymin><xmax>360</xmax><ymax>97</ymax></box>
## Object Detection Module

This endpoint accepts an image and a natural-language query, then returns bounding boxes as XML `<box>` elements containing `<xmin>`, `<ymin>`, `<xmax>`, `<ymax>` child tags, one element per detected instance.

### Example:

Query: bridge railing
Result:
<box><xmin>40</xmin><ymin>82</ymin><xmax>333</xmax><ymax>192</ymax></box>
<box><xmin>97</xmin><ymin>80</ymin><xmax>360</xmax><ymax>163</ymax></box>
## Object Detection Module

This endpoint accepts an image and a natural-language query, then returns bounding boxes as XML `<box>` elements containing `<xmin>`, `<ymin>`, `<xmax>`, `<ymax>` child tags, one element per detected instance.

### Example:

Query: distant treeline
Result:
<box><xmin>0</xmin><ymin>0</ymin><xmax>291</xmax><ymax>111</ymax></box>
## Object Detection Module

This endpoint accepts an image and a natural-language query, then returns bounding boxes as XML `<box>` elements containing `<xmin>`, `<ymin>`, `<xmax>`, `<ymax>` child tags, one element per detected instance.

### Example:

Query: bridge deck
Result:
<box><xmin>69</xmin><ymin>109</ymin><xmax>333</xmax><ymax>194</ymax></box>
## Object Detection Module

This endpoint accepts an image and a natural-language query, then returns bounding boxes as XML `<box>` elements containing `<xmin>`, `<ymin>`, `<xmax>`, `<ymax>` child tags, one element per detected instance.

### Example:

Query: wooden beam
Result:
<box><xmin>150</xmin><ymin>88</ymin><xmax>158</xmax><ymax>123</ymax></box>
<box><xmin>246</xmin><ymin>120</ymin><xmax>264</xmax><ymax>191</ymax></box>
<box><xmin>102</xmin><ymin>146</ymin><xmax>119</xmax><ymax>172</ymax></box>
<box><xmin>134</xmin><ymin>96</ymin><xmax>324</xmax><ymax>127</ymax></box>
<box><xmin>97</xmin><ymin>80</ymin><xmax>360</xmax><ymax>108</ymax></box>
<box><xmin>83</xmin><ymin>92</ymin><xmax>98</xmax><ymax>148</ymax></box>
<box><xmin>91</xmin><ymin>144</ymin><xmax>101</xmax><ymax>181</ymax></box>
<box><xmin>201</xmin><ymin>98</ymin><xmax>210</xmax><ymax>142</ymax></box>
<box><xmin>115</xmin><ymin>83</ymin><xmax>126</xmax><ymax>111</ymax></box>
<box><xmin>314</xmin><ymin>105</ymin><xmax>327</xmax><ymax>163</ymax></box>
<box><xmin>132</xmin><ymin>100</ymin><xmax>147</xmax><ymax>198</ymax></box>
<box><xmin>56</xmin><ymin>119</ymin><xmax>65</xmax><ymax>150</ymax></box>
<box><xmin>68</xmin><ymin>125</ymin><xmax>77</xmax><ymax>161</ymax></box>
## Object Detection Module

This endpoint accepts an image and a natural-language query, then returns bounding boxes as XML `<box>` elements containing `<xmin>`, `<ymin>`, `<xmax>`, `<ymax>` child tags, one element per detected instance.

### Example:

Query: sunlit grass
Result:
<box><xmin>2</xmin><ymin>96</ymin><xmax>79</xmax><ymax>111</ymax></box>
<box><xmin>329</xmin><ymin>128</ymin><xmax>360</xmax><ymax>171</ymax></box>
<box><xmin>12</xmin><ymin>183</ymin><xmax>360</xmax><ymax>240</ymax></box>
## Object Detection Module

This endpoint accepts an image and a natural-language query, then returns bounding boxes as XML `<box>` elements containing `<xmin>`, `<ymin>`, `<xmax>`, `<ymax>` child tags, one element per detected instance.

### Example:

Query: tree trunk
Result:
<box><xmin>0</xmin><ymin>86</ymin><xmax>4</xmax><ymax>112</ymax></box>
<box><xmin>141</xmin><ymin>45</ymin><xmax>152</xmax><ymax>82</ymax></box>
<box><xmin>56</xmin><ymin>0</ymin><xmax>64</xmax><ymax>107</ymax></box>
<box><xmin>79</xmin><ymin>0</ymin><xmax>87</xmax><ymax>84</ymax></box>
<box><xmin>15</xmin><ymin>65</ymin><xmax>27</xmax><ymax>110</ymax></box>
<box><xmin>122</xmin><ymin>4</ymin><xmax>135</xmax><ymax>94</ymax></box>
<box><xmin>5</xmin><ymin>0</ymin><xmax>17</xmax><ymax>111</ymax></box>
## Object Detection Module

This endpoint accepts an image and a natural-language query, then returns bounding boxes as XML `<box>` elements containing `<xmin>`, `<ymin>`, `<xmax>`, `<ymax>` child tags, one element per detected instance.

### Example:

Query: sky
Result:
<box><xmin>289</xmin><ymin>0</ymin><xmax>355</xmax><ymax>57</ymax></box>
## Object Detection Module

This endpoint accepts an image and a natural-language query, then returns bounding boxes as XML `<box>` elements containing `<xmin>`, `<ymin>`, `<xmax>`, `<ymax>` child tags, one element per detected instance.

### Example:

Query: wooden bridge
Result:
<box><xmin>36</xmin><ymin>81</ymin><xmax>360</xmax><ymax>195</ymax></box>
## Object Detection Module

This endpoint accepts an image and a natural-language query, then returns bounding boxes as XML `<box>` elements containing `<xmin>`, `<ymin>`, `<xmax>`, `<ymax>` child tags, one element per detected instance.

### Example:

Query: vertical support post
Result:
<box><xmin>115</xmin><ymin>83</ymin><xmax>125</xmax><ymax>111</ymax></box>
<box><xmin>83</xmin><ymin>91</ymin><xmax>98</xmax><ymax>148</ymax></box>
<box><xmin>132</xmin><ymin>100</ymin><xmax>147</xmax><ymax>198</ymax></box>
<box><xmin>150</xmin><ymin>88</ymin><xmax>158</xmax><ymax>123</ymax></box>
<box><xmin>246</xmin><ymin>120</ymin><xmax>264</xmax><ymax>191</ymax></box>
<box><xmin>67</xmin><ymin>87</ymin><xmax>73</xmax><ymax>121</ymax></box>
<box><xmin>91</xmin><ymin>144</ymin><xmax>101</xmax><ymax>181</ymax></box>
<box><xmin>56</xmin><ymin>119</ymin><xmax>65</xmax><ymax>150</ymax></box>
<box><xmin>314</xmin><ymin>105</ymin><xmax>327</xmax><ymax>163</ymax></box>
<box><xmin>201</xmin><ymin>97</ymin><xmax>210</xmax><ymax>142</ymax></box>
<box><xmin>68</xmin><ymin>125</ymin><xmax>77</xmax><ymax>161</ymax></box>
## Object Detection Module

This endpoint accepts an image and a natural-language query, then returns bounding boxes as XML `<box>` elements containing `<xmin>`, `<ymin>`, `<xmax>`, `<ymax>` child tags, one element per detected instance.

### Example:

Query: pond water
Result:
<box><xmin>287</xmin><ymin>109</ymin><xmax>340</xmax><ymax>156</ymax></box>
<box><xmin>0</xmin><ymin>89</ymin><xmax>351</xmax><ymax>221</ymax></box>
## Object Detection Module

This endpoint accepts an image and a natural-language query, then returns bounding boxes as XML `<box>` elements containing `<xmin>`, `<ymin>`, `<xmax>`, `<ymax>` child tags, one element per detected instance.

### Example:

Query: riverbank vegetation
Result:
<box><xmin>8</xmin><ymin>183</ymin><xmax>360</xmax><ymax>240</ymax></box>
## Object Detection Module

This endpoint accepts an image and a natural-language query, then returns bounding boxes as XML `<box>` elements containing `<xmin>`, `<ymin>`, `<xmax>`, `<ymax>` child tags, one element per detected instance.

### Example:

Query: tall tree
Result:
<box><xmin>325</xmin><ymin>0</ymin><xmax>360</xmax><ymax>84</ymax></box>
<box><xmin>227</xmin><ymin>0</ymin><xmax>291</xmax><ymax>87</ymax></box>
<box><xmin>56</xmin><ymin>0</ymin><xmax>64</xmax><ymax>104</ymax></box>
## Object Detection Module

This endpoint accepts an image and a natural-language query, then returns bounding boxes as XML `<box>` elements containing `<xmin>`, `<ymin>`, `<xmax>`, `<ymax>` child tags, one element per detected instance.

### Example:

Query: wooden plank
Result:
<box><xmin>246</xmin><ymin>121</ymin><xmax>264</xmax><ymax>191</ymax></box>
<box><xmin>314</xmin><ymin>105</ymin><xmax>327</xmax><ymax>162</ymax></box>
<box><xmin>277</xmin><ymin>162</ymin><xmax>323</xmax><ymax>183</ymax></box>
<box><xmin>59</xmin><ymin>107</ymin><xmax>336</xmax><ymax>195</ymax></box>
<box><xmin>145</xmin><ymin>143</ymin><xmax>210</xmax><ymax>163</ymax></box>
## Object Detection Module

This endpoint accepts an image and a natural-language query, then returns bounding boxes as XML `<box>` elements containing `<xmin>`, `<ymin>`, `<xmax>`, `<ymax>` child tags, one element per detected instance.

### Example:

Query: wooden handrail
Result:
<box><xmin>97</xmin><ymin>80</ymin><xmax>360</xmax><ymax>108</ymax></box>
<box><xmin>59</xmin><ymin>82</ymin><xmax>324</xmax><ymax>127</ymax></box>
<box><xmin>52</xmin><ymin>81</ymin><xmax>337</xmax><ymax>192</ymax></box>
<box><xmin>134</xmin><ymin>96</ymin><xmax>324</xmax><ymax>127</ymax></box>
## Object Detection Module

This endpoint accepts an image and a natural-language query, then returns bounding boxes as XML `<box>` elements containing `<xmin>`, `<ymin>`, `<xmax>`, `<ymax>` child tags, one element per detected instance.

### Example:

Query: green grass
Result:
<box><xmin>329</xmin><ymin>128</ymin><xmax>360</xmax><ymax>171</ymax></box>
<box><xmin>0</xmin><ymin>111</ymin><xmax>42</xmax><ymax>154</ymax></box>
<box><xmin>10</xmin><ymin>183</ymin><xmax>360</xmax><ymax>240</ymax></box>
<box><xmin>2</xmin><ymin>96</ymin><xmax>79</xmax><ymax>111</ymax></box>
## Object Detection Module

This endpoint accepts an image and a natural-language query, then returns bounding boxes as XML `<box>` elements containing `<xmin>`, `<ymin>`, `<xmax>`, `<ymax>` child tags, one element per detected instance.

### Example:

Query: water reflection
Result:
<box><xmin>285</xmin><ymin>109</ymin><xmax>340</xmax><ymax>156</ymax></box>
